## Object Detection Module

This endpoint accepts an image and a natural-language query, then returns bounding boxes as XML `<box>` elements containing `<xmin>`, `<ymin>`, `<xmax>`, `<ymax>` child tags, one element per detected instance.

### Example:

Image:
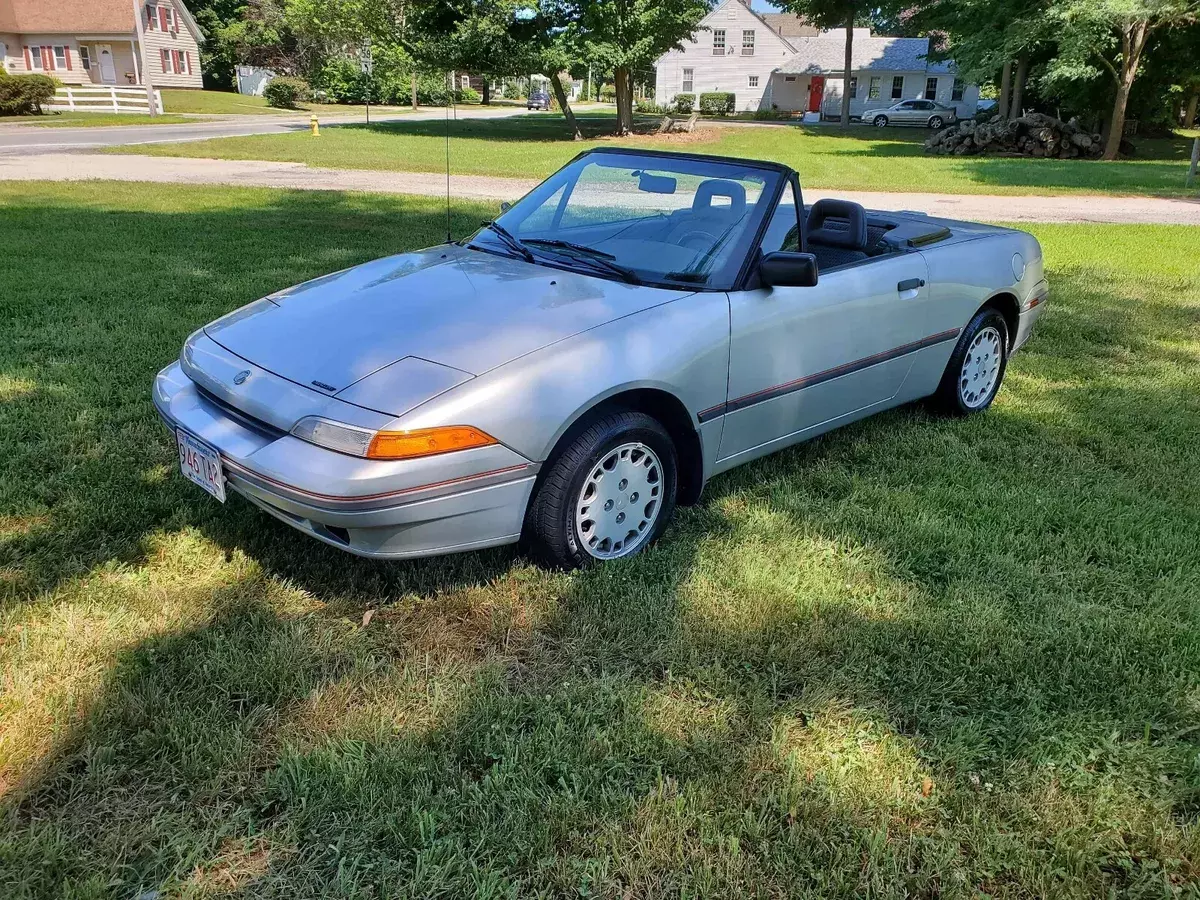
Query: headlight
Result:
<box><xmin>291</xmin><ymin>417</ymin><xmax>497</xmax><ymax>460</ymax></box>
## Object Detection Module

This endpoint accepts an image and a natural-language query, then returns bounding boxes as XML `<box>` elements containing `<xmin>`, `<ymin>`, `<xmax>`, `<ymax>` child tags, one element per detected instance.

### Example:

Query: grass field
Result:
<box><xmin>111</xmin><ymin>113</ymin><xmax>1200</xmax><ymax>197</ymax></box>
<box><xmin>10</xmin><ymin>112</ymin><xmax>197</xmax><ymax>127</ymax></box>
<box><xmin>159</xmin><ymin>88</ymin><xmax>417</xmax><ymax>118</ymax></box>
<box><xmin>2</xmin><ymin>181</ymin><xmax>1200</xmax><ymax>898</ymax></box>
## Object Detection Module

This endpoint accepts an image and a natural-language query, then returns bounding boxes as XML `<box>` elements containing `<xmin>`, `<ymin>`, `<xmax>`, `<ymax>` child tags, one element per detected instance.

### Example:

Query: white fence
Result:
<box><xmin>49</xmin><ymin>86</ymin><xmax>165</xmax><ymax>115</ymax></box>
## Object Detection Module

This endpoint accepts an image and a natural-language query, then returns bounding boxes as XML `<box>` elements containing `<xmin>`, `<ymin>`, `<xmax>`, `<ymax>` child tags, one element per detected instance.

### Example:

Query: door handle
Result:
<box><xmin>897</xmin><ymin>278</ymin><xmax>925</xmax><ymax>293</ymax></box>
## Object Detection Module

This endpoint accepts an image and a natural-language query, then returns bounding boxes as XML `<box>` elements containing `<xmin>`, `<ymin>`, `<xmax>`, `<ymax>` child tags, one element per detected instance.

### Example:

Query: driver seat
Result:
<box><xmin>805</xmin><ymin>199</ymin><xmax>870</xmax><ymax>269</ymax></box>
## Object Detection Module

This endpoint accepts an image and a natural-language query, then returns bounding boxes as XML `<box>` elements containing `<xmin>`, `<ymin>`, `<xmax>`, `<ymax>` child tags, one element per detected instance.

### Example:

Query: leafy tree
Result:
<box><xmin>552</xmin><ymin>0</ymin><xmax>711</xmax><ymax>135</ymax></box>
<box><xmin>775</xmin><ymin>0</ymin><xmax>861</xmax><ymax>127</ymax></box>
<box><xmin>1047</xmin><ymin>0</ymin><xmax>1199</xmax><ymax>158</ymax></box>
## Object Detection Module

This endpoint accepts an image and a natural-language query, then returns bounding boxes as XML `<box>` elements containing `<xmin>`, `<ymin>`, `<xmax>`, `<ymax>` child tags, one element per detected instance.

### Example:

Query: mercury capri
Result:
<box><xmin>155</xmin><ymin>147</ymin><xmax>1048</xmax><ymax>567</ymax></box>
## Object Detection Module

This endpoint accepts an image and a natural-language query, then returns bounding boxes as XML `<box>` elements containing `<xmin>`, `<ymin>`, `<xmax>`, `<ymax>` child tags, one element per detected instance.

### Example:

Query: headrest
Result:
<box><xmin>693</xmin><ymin>179</ymin><xmax>746</xmax><ymax>217</ymax></box>
<box><xmin>806</xmin><ymin>198</ymin><xmax>868</xmax><ymax>250</ymax></box>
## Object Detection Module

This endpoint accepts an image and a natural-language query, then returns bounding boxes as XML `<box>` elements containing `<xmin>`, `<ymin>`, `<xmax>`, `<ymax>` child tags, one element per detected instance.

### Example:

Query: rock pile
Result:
<box><xmin>925</xmin><ymin>113</ymin><xmax>1104</xmax><ymax>159</ymax></box>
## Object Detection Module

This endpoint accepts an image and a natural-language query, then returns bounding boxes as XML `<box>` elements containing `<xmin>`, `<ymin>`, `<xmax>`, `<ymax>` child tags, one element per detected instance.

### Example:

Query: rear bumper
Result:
<box><xmin>154</xmin><ymin>361</ymin><xmax>539</xmax><ymax>559</ymax></box>
<box><xmin>1013</xmin><ymin>279</ymin><xmax>1049</xmax><ymax>353</ymax></box>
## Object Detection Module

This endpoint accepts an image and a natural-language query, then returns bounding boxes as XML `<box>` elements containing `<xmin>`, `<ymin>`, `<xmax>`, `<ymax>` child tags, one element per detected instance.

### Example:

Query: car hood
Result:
<box><xmin>203</xmin><ymin>245</ymin><xmax>694</xmax><ymax>411</ymax></box>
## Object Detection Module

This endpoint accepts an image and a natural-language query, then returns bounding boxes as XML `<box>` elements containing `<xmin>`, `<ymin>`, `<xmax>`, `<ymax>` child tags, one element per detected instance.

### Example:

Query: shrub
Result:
<box><xmin>598</xmin><ymin>83</ymin><xmax>616</xmax><ymax>102</ymax></box>
<box><xmin>456</xmin><ymin>86</ymin><xmax>480</xmax><ymax>103</ymax></box>
<box><xmin>699</xmin><ymin>91</ymin><xmax>736</xmax><ymax>116</ymax></box>
<box><xmin>635</xmin><ymin>99</ymin><xmax>670</xmax><ymax>115</ymax></box>
<box><xmin>673</xmin><ymin>93</ymin><xmax>695</xmax><ymax>114</ymax></box>
<box><xmin>263</xmin><ymin>76</ymin><xmax>309</xmax><ymax>109</ymax></box>
<box><xmin>0</xmin><ymin>72</ymin><xmax>58</xmax><ymax>115</ymax></box>
<box><xmin>502</xmin><ymin>81</ymin><xmax>522</xmax><ymax>100</ymax></box>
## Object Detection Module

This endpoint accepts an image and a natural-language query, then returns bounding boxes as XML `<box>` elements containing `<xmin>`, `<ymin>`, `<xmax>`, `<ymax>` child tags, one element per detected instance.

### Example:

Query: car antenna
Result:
<box><xmin>444</xmin><ymin>80</ymin><xmax>454</xmax><ymax>244</ymax></box>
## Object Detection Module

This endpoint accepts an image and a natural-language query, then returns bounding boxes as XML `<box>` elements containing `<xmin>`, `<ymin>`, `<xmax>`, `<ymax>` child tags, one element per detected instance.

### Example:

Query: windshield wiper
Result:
<box><xmin>480</xmin><ymin>220</ymin><xmax>533</xmax><ymax>262</ymax></box>
<box><xmin>522</xmin><ymin>239</ymin><xmax>640</xmax><ymax>284</ymax></box>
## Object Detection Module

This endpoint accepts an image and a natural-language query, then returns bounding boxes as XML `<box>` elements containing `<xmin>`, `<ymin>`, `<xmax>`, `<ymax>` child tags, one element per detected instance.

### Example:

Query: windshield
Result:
<box><xmin>471</xmin><ymin>151</ymin><xmax>783</xmax><ymax>290</ymax></box>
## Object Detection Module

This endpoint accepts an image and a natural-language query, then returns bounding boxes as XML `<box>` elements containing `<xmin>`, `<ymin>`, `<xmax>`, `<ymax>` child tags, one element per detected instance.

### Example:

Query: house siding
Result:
<box><xmin>139</xmin><ymin>1</ymin><xmax>203</xmax><ymax>88</ymax></box>
<box><xmin>655</xmin><ymin>0</ymin><xmax>795</xmax><ymax>111</ymax></box>
<box><xmin>9</xmin><ymin>35</ymin><xmax>92</xmax><ymax>83</ymax></box>
<box><xmin>822</xmin><ymin>71</ymin><xmax>979</xmax><ymax>119</ymax></box>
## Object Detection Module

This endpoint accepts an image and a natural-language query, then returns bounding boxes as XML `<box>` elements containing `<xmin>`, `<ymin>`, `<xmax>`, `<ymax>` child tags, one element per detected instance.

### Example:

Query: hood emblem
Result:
<box><xmin>233</xmin><ymin>370</ymin><xmax>251</xmax><ymax>385</ymax></box>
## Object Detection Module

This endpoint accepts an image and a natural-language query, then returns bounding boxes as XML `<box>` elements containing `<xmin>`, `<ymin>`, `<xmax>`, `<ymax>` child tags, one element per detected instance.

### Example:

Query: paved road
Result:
<box><xmin>0</xmin><ymin>105</ymin><xmax>538</xmax><ymax>155</ymax></box>
<box><xmin>4</xmin><ymin>152</ymin><xmax>1199</xmax><ymax>224</ymax></box>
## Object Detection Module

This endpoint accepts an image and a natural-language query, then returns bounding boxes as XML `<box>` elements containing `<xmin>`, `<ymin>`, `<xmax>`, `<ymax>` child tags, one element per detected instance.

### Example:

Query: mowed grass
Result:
<box><xmin>160</xmin><ymin>88</ymin><xmax>416</xmax><ymax>118</ymax></box>
<box><xmin>111</xmin><ymin>113</ymin><xmax>1200</xmax><ymax>197</ymax></box>
<box><xmin>9</xmin><ymin>112</ymin><xmax>197</xmax><ymax>127</ymax></box>
<box><xmin>2</xmin><ymin>181</ymin><xmax>1200</xmax><ymax>898</ymax></box>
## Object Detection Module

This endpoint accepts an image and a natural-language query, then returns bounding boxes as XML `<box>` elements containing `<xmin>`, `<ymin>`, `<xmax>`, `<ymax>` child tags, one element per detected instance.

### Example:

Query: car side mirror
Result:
<box><xmin>761</xmin><ymin>251</ymin><xmax>818</xmax><ymax>288</ymax></box>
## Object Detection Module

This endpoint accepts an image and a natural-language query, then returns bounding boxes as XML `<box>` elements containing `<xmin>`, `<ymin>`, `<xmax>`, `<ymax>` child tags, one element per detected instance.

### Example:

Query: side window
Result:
<box><xmin>891</xmin><ymin>76</ymin><xmax>904</xmax><ymax>99</ymax></box>
<box><xmin>760</xmin><ymin>182</ymin><xmax>800</xmax><ymax>254</ymax></box>
<box><xmin>868</xmin><ymin>76</ymin><xmax>881</xmax><ymax>100</ymax></box>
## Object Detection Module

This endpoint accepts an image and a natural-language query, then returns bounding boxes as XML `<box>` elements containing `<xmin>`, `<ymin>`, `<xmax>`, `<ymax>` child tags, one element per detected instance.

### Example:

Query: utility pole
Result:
<box><xmin>360</xmin><ymin>37</ymin><xmax>373</xmax><ymax>124</ymax></box>
<box><xmin>131</xmin><ymin>0</ymin><xmax>157</xmax><ymax>116</ymax></box>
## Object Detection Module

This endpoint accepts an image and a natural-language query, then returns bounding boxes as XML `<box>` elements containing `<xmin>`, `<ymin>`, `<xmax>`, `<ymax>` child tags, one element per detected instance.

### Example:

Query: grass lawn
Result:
<box><xmin>3</xmin><ymin>181</ymin><xmax>1200</xmax><ymax>898</ymax></box>
<box><xmin>160</xmin><ymin>88</ymin><xmax>416</xmax><ymax>118</ymax></box>
<box><xmin>111</xmin><ymin>113</ymin><xmax>1200</xmax><ymax>197</ymax></box>
<box><xmin>6</xmin><ymin>112</ymin><xmax>197</xmax><ymax>127</ymax></box>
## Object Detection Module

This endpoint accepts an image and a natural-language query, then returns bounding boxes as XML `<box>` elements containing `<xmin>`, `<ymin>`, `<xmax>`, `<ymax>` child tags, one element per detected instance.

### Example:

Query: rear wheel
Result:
<box><xmin>931</xmin><ymin>308</ymin><xmax>1010</xmax><ymax>416</ymax></box>
<box><xmin>929</xmin><ymin>115</ymin><xmax>944</xmax><ymax>129</ymax></box>
<box><xmin>873</xmin><ymin>115</ymin><xmax>889</xmax><ymax>127</ymax></box>
<box><xmin>522</xmin><ymin>410</ymin><xmax>678</xmax><ymax>569</ymax></box>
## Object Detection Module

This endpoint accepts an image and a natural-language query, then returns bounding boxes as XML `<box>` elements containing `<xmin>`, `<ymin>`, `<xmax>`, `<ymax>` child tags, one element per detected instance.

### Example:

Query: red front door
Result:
<box><xmin>808</xmin><ymin>76</ymin><xmax>825</xmax><ymax>113</ymax></box>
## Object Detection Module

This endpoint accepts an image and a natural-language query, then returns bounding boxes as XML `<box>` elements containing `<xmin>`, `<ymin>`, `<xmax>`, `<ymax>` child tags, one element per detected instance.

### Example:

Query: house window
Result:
<box><xmin>951</xmin><ymin>78</ymin><xmax>964</xmax><ymax>101</ymax></box>
<box><xmin>159</xmin><ymin>6</ymin><xmax>171</xmax><ymax>31</ymax></box>
<box><xmin>461</xmin><ymin>74</ymin><xmax>470</xmax><ymax>89</ymax></box>
<box><xmin>748</xmin><ymin>75</ymin><xmax>758</xmax><ymax>88</ymax></box>
<box><xmin>891</xmin><ymin>75</ymin><xmax>904</xmax><ymax>99</ymax></box>
<box><xmin>784</xmin><ymin>75</ymin><xmax>795</xmax><ymax>82</ymax></box>
<box><xmin>868</xmin><ymin>76</ymin><xmax>881</xmax><ymax>99</ymax></box>
<box><xmin>29</xmin><ymin>46</ymin><xmax>43</xmax><ymax>69</ymax></box>
<box><xmin>682</xmin><ymin>68</ymin><xmax>693</xmax><ymax>93</ymax></box>
<box><xmin>849</xmin><ymin>76</ymin><xmax>857</xmax><ymax>98</ymax></box>
<box><xmin>925</xmin><ymin>77</ymin><xmax>938</xmax><ymax>99</ymax></box>
<box><xmin>712</xmin><ymin>29</ymin><xmax>725</xmax><ymax>55</ymax></box>
<box><xmin>741</xmin><ymin>30</ymin><xmax>755</xmax><ymax>56</ymax></box>
<box><xmin>79</xmin><ymin>45</ymin><xmax>90</xmax><ymax>70</ymax></box>
<box><xmin>54</xmin><ymin>46</ymin><xmax>67</xmax><ymax>69</ymax></box>
<box><xmin>146</xmin><ymin>4</ymin><xmax>157</xmax><ymax>30</ymax></box>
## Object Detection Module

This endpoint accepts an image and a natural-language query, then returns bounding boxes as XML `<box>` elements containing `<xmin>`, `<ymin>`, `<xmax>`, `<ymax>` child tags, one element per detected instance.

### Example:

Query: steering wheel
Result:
<box><xmin>671</xmin><ymin>228</ymin><xmax>719</xmax><ymax>252</ymax></box>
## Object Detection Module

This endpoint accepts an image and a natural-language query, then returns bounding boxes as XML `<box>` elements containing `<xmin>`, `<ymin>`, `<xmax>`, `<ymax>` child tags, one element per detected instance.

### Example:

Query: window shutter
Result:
<box><xmin>161</xmin><ymin>48</ymin><xmax>169</xmax><ymax>72</ymax></box>
<box><xmin>23</xmin><ymin>46</ymin><xmax>31</xmax><ymax>70</ymax></box>
<box><xmin>43</xmin><ymin>46</ymin><xmax>54</xmax><ymax>71</ymax></box>
<box><xmin>146</xmin><ymin>4</ymin><xmax>154</xmax><ymax>29</ymax></box>
<box><xmin>159</xmin><ymin>6</ymin><xmax>168</xmax><ymax>31</ymax></box>
<box><xmin>64</xmin><ymin>47</ymin><xmax>72</xmax><ymax>70</ymax></box>
<box><xmin>185</xmin><ymin>51</ymin><xmax>192</xmax><ymax>75</ymax></box>
<box><xmin>172</xmin><ymin>50</ymin><xmax>180</xmax><ymax>73</ymax></box>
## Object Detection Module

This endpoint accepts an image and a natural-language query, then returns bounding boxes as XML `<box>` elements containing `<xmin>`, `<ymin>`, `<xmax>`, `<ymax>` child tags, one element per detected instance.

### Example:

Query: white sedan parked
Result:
<box><xmin>862</xmin><ymin>99</ymin><xmax>958</xmax><ymax>129</ymax></box>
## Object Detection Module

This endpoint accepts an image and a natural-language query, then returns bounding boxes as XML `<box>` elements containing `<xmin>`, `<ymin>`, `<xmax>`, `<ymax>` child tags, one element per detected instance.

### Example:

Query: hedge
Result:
<box><xmin>673</xmin><ymin>93</ymin><xmax>695</xmax><ymax>114</ymax></box>
<box><xmin>263</xmin><ymin>76</ymin><xmax>309</xmax><ymax>109</ymax></box>
<box><xmin>0</xmin><ymin>72</ymin><xmax>58</xmax><ymax>115</ymax></box>
<box><xmin>699</xmin><ymin>92</ymin><xmax>736</xmax><ymax>116</ymax></box>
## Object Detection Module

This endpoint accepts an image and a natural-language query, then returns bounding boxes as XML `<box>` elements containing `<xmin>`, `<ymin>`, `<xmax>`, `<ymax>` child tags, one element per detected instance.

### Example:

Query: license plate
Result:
<box><xmin>177</xmin><ymin>429</ymin><xmax>226</xmax><ymax>503</ymax></box>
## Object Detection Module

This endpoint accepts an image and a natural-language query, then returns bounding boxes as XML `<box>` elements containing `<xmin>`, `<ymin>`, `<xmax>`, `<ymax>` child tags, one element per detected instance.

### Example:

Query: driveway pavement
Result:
<box><xmin>0</xmin><ymin>105</ymin><xmax>540</xmax><ymax>155</ymax></box>
<box><xmin>4</xmin><ymin>152</ymin><xmax>1198</xmax><ymax>224</ymax></box>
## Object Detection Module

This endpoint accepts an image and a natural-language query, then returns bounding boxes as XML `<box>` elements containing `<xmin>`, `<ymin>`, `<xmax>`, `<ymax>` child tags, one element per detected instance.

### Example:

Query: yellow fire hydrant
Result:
<box><xmin>310</xmin><ymin>114</ymin><xmax>319</xmax><ymax>136</ymax></box>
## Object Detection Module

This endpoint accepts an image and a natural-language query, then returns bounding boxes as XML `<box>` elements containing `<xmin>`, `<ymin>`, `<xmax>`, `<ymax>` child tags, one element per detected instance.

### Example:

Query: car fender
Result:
<box><xmin>388</xmin><ymin>289</ymin><xmax>731</xmax><ymax>470</ymax></box>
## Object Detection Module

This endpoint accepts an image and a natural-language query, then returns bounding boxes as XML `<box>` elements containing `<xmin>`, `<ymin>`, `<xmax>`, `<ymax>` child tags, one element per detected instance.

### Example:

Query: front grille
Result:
<box><xmin>196</xmin><ymin>385</ymin><xmax>287</xmax><ymax>440</ymax></box>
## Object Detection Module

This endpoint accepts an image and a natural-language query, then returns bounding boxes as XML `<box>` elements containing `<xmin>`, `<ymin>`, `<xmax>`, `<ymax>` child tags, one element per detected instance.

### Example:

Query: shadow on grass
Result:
<box><xmin>2</xmin><ymin>186</ymin><xmax>1199</xmax><ymax>896</ymax></box>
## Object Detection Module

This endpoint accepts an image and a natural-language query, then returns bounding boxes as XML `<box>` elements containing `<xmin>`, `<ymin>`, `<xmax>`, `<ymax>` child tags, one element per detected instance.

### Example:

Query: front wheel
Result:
<box><xmin>929</xmin><ymin>115</ymin><xmax>944</xmax><ymax>129</ymax></box>
<box><xmin>522</xmin><ymin>410</ymin><xmax>678</xmax><ymax>569</ymax></box>
<box><xmin>931</xmin><ymin>308</ymin><xmax>1010</xmax><ymax>416</ymax></box>
<box><xmin>873</xmin><ymin>115</ymin><xmax>888</xmax><ymax>127</ymax></box>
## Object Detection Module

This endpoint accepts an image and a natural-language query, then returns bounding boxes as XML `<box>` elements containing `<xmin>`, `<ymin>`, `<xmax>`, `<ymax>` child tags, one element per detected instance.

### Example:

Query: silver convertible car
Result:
<box><xmin>155</xmin><ymin>148</ymin><xmax>1048</xmax><ymax>568</ymax></box>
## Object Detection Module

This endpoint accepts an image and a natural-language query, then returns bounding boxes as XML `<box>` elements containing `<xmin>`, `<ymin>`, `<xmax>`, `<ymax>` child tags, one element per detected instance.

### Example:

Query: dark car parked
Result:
<box><xmin>527</xmin><ymin>91</ymin><xmax>551</xmax><ymax>111</ymax></box>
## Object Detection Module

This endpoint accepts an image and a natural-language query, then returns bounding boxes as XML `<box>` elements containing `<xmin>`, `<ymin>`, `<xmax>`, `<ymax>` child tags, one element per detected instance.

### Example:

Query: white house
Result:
<box><xmin>654</xmin><ymin>0</ymin><xmax>979</xmax><ymax>120</ymax></box>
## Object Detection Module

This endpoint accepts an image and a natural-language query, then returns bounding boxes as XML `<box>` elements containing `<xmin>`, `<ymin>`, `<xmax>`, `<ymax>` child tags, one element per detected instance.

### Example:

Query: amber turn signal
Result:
<box><xmin>366</xmin><ymin>426</ymin><xmax>497</xmax><ymax>460</ymax></box>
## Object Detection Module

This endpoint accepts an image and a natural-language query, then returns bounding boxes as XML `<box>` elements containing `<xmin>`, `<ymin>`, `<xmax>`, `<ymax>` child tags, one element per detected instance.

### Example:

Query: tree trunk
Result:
<box><xmin>548</xmin><ymin>72</ymin><xmax>582</xmax><ymax>140</ymax></box>
<box><xmin>411</xmin><ymin>73</ymin><xmax>418</xmax><ymax>110</ymax></box>
<box><xmin>482</xmin><ymin>80</ymin><xmax>491</xmax><ymax>105</ymax></box>
<box><xmin>1010</xmin><ymin>55</ymin><xmax>1029</xmax><ymax>119</ymax></box>
<box><xmin>839</xmin><ymin>9</ymin><xmax>854</xmax><ymax>127</ymax></box>
<box><xmin>614</xmin><ymin>66</ymin><xmax>634</xmax><ymax>136</ymax></box>
<box><xmin>1102</xmin><ymin>23</ymin><xmax>1149</xmax><ymax>161</ymax></box>
<box><xmin>997</xmin><ymin>60</ymin><xmax>1012</xmax><ymax>120</ymax></box>
<box><xmin>1185</xmin><ymin>90</ymin><xmax>1198</xmax><ymax>128</ymax></box>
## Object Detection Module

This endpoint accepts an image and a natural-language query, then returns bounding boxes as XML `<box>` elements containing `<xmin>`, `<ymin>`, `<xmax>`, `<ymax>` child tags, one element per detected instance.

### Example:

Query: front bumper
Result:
<box><xmin>154</xmin><ymin>361</ymin><xmax>539</xmax><ymax>559</ymax></box>
<box><xmin>1013</xmin><ymin>279</ymin><xmax>1049</xmax><ymax>353</ymax></box>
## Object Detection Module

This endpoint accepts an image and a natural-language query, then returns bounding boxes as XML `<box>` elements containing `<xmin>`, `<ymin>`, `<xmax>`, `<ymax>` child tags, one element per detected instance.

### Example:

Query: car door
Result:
<box><xmin>716</xmin><ymin>190</ymin><xmax>934</xmax><ymax>465</ymax></box>
<box><xmin>893</xmin><ymin>100</ymin><xmax>918</xmax><ymax>123</ymax></box>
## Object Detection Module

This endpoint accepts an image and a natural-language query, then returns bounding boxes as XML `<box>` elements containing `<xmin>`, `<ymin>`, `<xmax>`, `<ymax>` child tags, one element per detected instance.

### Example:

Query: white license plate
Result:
<box><xmin>177</xmin><ymin>428</ymin><xmax>226</xmax><ymax>503</ymax></box>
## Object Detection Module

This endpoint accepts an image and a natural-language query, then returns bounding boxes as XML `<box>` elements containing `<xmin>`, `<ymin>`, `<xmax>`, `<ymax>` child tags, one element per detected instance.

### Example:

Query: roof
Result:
<box><xmin>775</xmin><ymin>35</ymin><xmax>941</xmax><ymax>74</ymax></box>
<box><xmin>0</xmin><ymin>0</ymin><xmax>203</xmax><ymax>39</ymax></box>
<box><xmin>757</xmin><ymin>13</ymin><xmax>821</xmax><ymax>38</ymax></box>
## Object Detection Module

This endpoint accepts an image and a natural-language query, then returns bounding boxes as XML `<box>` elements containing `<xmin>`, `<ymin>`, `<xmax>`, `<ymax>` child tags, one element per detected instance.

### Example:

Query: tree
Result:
<box><xmin>1049</xmin><ymin>0</ymin><xmax>1199</xmax><ymax>159</ymax></box>
<box><xmin>776</xmin><ymin>0</ymin><xmax>860</xmax><ymax>127</ymax></box>
<box><xmin>553</xmin><ymin>0</ymin><xmax>711</xmax><ymax>135</ymax></box>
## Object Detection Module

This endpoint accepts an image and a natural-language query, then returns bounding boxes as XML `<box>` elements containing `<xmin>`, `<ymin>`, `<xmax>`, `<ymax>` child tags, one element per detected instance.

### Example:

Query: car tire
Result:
<box><xmin>522</xmin><ymin>410</ymin><xmax>678</xmax><ymax>569</ymax></box>
<box><xmin>931</xmin><ymin>308</ymin><xmax>1010</xmax><ymax>416</ymax></box>
<box><xmin>929</xmin><ymin>115</ymin><xmax>944</xmax><ymax>129</ymax></box>
<box><xmin>873</xmin><ymin>115</ymin><xmax>888</xmax><ymax>127</ymax></box>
